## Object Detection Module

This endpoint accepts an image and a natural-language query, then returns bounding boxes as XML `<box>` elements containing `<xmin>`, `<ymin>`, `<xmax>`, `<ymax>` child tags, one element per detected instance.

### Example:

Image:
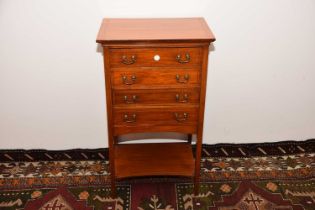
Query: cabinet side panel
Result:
<box><xmin>194</xmin><ymin>45</ymin><xmax>210</xmax><ymax>193</ymax></box>
<box><xmin>103</xmin><ymin>46</ymin><xmax>116</xmax><ymax>192</ymax></box>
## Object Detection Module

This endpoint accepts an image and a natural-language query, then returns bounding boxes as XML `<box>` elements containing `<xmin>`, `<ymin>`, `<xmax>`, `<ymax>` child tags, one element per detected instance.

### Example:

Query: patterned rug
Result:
<box><xmin>0</xmin><ymin>139</ymin><xmax>315</xmax><ymax>210</ymax></box>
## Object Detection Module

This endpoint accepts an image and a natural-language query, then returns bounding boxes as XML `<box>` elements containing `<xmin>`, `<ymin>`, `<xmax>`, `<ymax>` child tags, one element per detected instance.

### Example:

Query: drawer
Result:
<box><xmin>109</xmin><ymin>47</ymin><xmax>201</xmax><ymax>68</ymax></box>
<box><xmin>113</xmin><ymin>89</ymin><xmax>200</xmax><ymax>105</ymax></box>
<box><xmin>113</xmin><ymin>108</ymin><xmax>198</xmax><ymax>127</ymax></box>
<box><xmin>111</xmin><ymin>68</ymin><xmax>200</xmax><ymax>89</ymax></box>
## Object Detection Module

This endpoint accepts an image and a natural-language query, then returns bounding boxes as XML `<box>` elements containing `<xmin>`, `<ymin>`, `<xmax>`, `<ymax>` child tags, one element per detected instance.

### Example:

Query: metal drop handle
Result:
<box><xmin>175</xmin><ymin>93</ymin><xmax>189</xmax><ymax>103</ymax></box>
<box><xmin>122</xmin><ymin>75</ymin><xmax>137</xmax><ymax>85</ymax></box>
<box><xmin>175</xmin><ymin>74</ymin><xmax>190</xmax><ymax>83</ymax></box>
<box><xmin>121</xmin><ymin>55</ymin><xmax>136</xmax><ymax>65</ymax></box>
<box><xmin>176</xmin><ymin>53</ymin><xmax>190</xmax><ymax>63</ymax></box>
<box><xmin>124</xmin><ymin>95</ymin><xmax>137</xmax><ymax>104</ymax></box>
<box><xmin>174</xmin><ymin>112</ymin><xmax>188</xmax><ymax>122</ymax></box>
<box><xmin>123</xmin><ymin>114</ymin><xmax>137</xmax><ymax>123</ymax></box>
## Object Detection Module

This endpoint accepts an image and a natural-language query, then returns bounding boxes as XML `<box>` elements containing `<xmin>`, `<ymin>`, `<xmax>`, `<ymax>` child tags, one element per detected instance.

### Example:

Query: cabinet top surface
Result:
<box><xmin>96</xmin><ymin>18</ymin><xmax>215</xmax><ymax>44</ymax></box>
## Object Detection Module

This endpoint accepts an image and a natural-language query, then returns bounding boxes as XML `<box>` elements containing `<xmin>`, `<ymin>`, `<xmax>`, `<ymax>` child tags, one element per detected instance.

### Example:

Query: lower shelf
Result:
<box><xmin>114</xmin><ymin>143</ymin><xmax>195</xmax><ymax>179</ymax></box>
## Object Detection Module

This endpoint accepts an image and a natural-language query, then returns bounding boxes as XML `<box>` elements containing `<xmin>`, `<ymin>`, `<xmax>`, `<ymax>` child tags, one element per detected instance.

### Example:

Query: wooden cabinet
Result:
<box><xmin>96</xmin><ymin>18</ymin><xmax>215</xmax><ymax>196</ymax></box>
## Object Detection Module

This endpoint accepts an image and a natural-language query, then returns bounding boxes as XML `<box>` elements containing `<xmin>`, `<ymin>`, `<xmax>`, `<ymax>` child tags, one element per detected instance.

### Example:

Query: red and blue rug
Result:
<box><xmin>0</xmin><ymin>139</ymin><xmax>314</xmax><ymax>209</ymax></box>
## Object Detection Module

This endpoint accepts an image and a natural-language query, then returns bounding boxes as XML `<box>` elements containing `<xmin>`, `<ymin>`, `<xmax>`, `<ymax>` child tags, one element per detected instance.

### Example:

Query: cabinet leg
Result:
<box><xmin>187</xmin><ymin>134</ymin><xmax>192</xmax><ymax>144</ymax></box>
<box><xmin>194</xmin><ymin>136</ymin><xmax>202</xmax><ymax>195</ymax></box>
<box><xmin>194</xmin><ymin>175</ymin><xmax>200</xmax><ymax>195</ymax></box>
<box><xmin>110</xmin><ymin>177</ymin><xmax>116</xmax><ymax>198</ymax></box>
<box><xmin>109</xmin><ymin>136</ymin><xmax>117</xmax><ymax>198</ymax></box>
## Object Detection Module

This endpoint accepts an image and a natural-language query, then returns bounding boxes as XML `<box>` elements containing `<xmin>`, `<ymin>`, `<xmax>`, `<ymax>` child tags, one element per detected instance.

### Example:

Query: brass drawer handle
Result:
<box><xmin>123</xmin><ymin>113</ymin><xmax>136</xmax><ymax>123</ymax></box>
<box><xmin>124</xmin><ymin>95</ymin><xmax>137</xmax><ymax>104</ymax></box>
<box><xmin>175</xmin><ymin>74</ymin><xmax>189</xmax><ymax>83</ymax></box>
<box><xmin>174</xmin><ymin>112</ymin><xmax>188</xmax><ymax>122</ymax></box>
<box><xmin>121</xmin><ymin>55</ymin><xmax>136</xmax><ymax>65</ymax></box>
<box><xmin>176</xmin><ymin>53</ymin><xmax>190</xmax><ymax>63</ymax></box>
<box><xmin>175</xmin><ymin>94</ymin><xmax>189</xmax><ymax>103</ymax></box>
<box><xmin>122</xmin><ymin>75</ymin><xmax>137</xmax><ymax>85</ymax></box>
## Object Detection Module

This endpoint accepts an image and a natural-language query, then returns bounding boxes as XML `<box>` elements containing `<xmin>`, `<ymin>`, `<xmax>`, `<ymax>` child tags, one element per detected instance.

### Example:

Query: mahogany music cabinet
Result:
<box><xmin>96</xmin><ymin>18</ymin><xmax>215</xmax><ymax>196</ymax></box>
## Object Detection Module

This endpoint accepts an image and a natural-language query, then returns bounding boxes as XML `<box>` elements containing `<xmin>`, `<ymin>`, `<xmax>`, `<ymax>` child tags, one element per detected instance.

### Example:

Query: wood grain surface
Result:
<box><xmin>115</xmin><ymin>143</ymin><xmax>195</xmax><ymax>179</ymax></box>
<box><xmin>109</xmin><ymin>47</ymin><xmax>201</xmax><ymax>67</ymax></box>
<box><xmin>96</xmin><ymin>18</ymin><xmax>215</xmax><ymax>43</ymax></box>
<box><xmin>111</xmin><ymin>68</ymin><xmax>200</xmax><ymax>89</ymax></box>
<box><xmin>112</xmin><ymin>88</ymin><xmax>200</xmax><ymax>105</ymax></box>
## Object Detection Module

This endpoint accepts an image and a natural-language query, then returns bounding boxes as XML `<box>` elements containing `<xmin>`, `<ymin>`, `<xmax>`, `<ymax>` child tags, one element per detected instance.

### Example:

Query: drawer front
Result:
<box><xmin>111</xmin><ymin>68</ymin><xmax>200</xmax><ymax>89</ymax></box>
<box><xmin>109</xmin><ymin>47</ymin><xmax>201</xmax><ymax>68</ymax></box>
<box><xmin>114</xmin><ymin>108</ymin><xmax>198</xmax><ymax>126</ymax></box>
<box><xmin>113</xmin><ymin>89</ymin><xmax>200</xmax><ymax>105</ymax></box>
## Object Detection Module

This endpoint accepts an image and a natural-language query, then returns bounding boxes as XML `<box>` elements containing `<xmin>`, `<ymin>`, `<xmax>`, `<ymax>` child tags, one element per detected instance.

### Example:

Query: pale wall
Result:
<box><xmin>0</xmin><ymin>0</ymin><xmax>314</xmax><ymax>149</ymax></box>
